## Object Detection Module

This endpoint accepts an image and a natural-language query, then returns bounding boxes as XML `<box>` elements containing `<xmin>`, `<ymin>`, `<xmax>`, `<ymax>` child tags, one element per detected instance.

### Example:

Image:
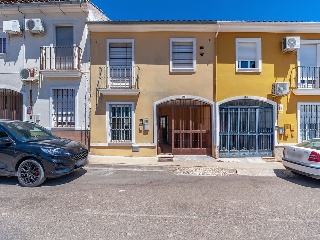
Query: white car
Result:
<box><xmin>282</xmin><ymin>138</ymin><xmax>320</xmax><ymax>179</ymax></box>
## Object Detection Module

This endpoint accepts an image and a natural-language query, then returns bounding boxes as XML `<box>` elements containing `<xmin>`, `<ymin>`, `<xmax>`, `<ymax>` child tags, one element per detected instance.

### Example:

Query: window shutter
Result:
<box><xmin>300</xmin><ymin>44</ymin><xmax>317</xmax><ymax>66</ymax></box>
<box><xmin>172</xmin><ymin>41</ymin><xmax>194</xmax><ymax>69</ymax></box>
<box><xmin>56</xmin><ymin>26</ymin><xmax>73</xmax><ymax>46</ymax></box>
<box><xmin>109</xmin><ymin>43</ymin><xmax>132</xmax><ymax>67</ymax></box>
<box><xmin>238</xmin><ymin>42</ymin><xmax>256</xmax><ymax>61</ymax></box>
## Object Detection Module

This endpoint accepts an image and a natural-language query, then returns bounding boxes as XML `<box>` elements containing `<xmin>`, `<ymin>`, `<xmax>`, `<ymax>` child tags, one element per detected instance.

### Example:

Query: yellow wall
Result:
<box><xmin>216</xmin><ymin>32</ymin><xmax>320</xmax><ymax>144</ymax></box>
<box><xmin>90</xmin><ymin>31</ymin><xmax>215</xmax><ymax>156</ymax></box>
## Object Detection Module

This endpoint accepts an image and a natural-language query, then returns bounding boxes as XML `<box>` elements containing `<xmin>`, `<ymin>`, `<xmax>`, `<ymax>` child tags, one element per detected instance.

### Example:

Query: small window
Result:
<box><xmin>52</xmin><ymin>89</ymin><xmax>76</xmax><ymax>127</ymax></box>
<box><xmin>170</xmin><ymin>38</ymin><xmax>196</xmax><ymax>72</ymax></box>
<box><xmin>0</xmin><ymin>31</ymin><xmax>7</xmax><ymax>55</ymax></box>
<box><xmin>236</xmin><ymin>38</ymin><xmax>261</xmax><ymax>72</ymax></box>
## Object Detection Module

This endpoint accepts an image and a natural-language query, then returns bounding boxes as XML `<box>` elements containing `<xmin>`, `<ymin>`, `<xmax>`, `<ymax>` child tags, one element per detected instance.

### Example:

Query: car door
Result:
<box><xmin>0</xmin><ymin>128</ymin><xmax>16</xmax><ymax>176</ymax></box>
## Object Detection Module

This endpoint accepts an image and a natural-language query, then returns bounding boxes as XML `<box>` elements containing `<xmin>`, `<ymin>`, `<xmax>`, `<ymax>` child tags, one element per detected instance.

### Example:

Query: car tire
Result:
<box><xmin>17</xmin><ymin>159</ymin><xmax>46</xmax><ymax>187</ymax></box>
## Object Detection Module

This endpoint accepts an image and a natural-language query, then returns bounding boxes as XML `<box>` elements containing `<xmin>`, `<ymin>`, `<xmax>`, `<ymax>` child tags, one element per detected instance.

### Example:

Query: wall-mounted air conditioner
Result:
<box><xmin>272</xmin><ymin>82</ymin><xmax>289</xmax><ymax>96</ymax></box>
<box><xmin>3</xmin><ymin>20</ymin><xmax>22</xmax><ymax>35</ymax></box>
<box><xmin>20</xmin><ymin>68</ymin><xmax>39</xmax><ymax>82</ymax></box>
<box><xmin>25</xmin><ymin>18</ymin><xmax>45</xmax><ymax>35</ymax></box>
<box><xmin>282</xmin><ymin>36</ymin><xmax>300</xmax><ymax>52</ymax></box>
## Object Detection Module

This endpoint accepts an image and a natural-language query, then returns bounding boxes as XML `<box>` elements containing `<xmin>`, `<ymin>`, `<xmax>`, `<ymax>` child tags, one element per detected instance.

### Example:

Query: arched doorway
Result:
<box><xmin>157</xmin><ymin>97</ymin><xmax>213</xmax><ymax>155</ymax></box>
<box><xmin>219</xmin><ymin>98</ymin><xmax>275</xmax><ymax>158</ymax></box>
<box><xmin>0</xmin><ymin>89</ymin><xmax>23</xmax><ymax>120</ymax></box>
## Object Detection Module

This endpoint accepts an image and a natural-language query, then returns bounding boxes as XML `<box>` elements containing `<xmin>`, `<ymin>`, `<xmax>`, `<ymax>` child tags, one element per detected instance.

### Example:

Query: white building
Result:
<box><xmin>0</xmin><ymin>0</ymin><xmax>108</xmax><ymax>145</ymax></box>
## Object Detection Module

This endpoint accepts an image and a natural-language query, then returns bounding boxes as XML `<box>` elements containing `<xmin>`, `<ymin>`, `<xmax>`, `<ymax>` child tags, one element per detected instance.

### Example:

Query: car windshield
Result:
<box><xmin>3</xmin><ymin>121</ymin><xmax>59</xmax><ymax>142</ymax></box>
<box><xmin>296</xmin><ymin>139</ymin><xmax>320</xmax><ymax>150</ymax></box>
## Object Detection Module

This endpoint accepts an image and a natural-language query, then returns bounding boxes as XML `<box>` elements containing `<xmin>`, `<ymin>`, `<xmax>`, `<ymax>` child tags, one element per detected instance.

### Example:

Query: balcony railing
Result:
<box><xmin>295</xmin><ymin>66</ymin><xmax>320</xmax><ymax>89</ymax></box>
<box><xmin>40</xmin><ymin>46</ymin><xmax>82</xmax><ymax>71</ymax></box>
<box><xmin>97</xmin><ymin>66</ymin><xmax>139</xmax><ymax>90</ymax></box>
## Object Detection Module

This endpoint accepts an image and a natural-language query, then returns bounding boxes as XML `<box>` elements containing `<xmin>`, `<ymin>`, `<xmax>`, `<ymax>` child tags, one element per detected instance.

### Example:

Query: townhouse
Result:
<box><xmin>0</xmin><ymin>0</ymin><xmax>107</xmax><ymax>145</ymax></box>
<box><xmin>215</xmin><ymin>21</ymin><xmax>320</xmax><ymax>159</ymax></box>
<box><xmin>88</xmin><ymin>21</ymin><xmax>216</xmax><ymax>156</ymax></box>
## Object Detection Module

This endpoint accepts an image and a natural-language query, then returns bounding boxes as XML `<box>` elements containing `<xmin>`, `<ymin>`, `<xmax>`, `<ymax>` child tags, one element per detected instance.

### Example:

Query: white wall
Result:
<box><xmin>0</xmin><ymin>2</ymin><xmax>106</xmax><ymax>129</ymax></box>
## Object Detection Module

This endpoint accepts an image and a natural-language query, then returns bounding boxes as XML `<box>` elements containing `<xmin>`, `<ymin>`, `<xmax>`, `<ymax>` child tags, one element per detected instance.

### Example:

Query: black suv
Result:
<box><xmin>0</xmin><ymin>120</ymin><xmax>88</xmax><ymax>187</ymax></box>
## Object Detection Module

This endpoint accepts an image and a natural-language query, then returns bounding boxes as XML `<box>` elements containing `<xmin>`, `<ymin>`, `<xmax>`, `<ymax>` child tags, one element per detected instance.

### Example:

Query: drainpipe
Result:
<box><xmin>214</xmin><ymin>23</ymin><xmax>221</xmax><ymax>158</ymax></box>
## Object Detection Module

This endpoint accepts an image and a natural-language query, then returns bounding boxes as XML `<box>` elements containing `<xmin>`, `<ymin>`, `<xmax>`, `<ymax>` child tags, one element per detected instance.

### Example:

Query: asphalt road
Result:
<box><xmin>0</xmin><ymin>168</ymin><xmax>320</xmax><ymax>240</ymax></box>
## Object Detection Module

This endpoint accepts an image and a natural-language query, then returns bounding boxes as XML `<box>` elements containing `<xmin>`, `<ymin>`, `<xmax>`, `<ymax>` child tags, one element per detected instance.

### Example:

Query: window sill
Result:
<box><xmin>0</xmin><ymin>53</ymin><xmax>8</xmax><ymax>58</ymax></box>
<box><xmin>236</xmin><ymin>68</ymin><xmax>261</xmax><ymax>73</ymax></box>
<box><xmin>170</xmin><ymin>68</ymin><xmax>196</xmax><ymax>73</ymax></box>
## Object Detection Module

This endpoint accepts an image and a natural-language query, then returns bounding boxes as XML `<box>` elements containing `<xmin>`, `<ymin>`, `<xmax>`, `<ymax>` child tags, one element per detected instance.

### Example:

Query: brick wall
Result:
<box><xmin>52</xmin><ymin>130</ymin><xmax>90</xmax><ymax>148</ymax></box>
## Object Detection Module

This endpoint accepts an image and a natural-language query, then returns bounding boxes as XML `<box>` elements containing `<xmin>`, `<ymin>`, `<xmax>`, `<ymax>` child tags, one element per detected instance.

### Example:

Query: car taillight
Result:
<box><xmin>308</xmin><ymin>151</ymin><xmax>320</xmax><ymax>162</ymax></box>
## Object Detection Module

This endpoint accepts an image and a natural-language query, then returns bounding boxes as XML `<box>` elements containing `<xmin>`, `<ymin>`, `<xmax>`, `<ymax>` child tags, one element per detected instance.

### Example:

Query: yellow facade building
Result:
<box><xmin>88</xmin><ymin>21</ymin><xmax>216</xmax><ymax>157</ymax></box>
<box><xmin>88</xmin><ymin>20</ymin><xmax>320</xmax><ymax>159</ymax></box>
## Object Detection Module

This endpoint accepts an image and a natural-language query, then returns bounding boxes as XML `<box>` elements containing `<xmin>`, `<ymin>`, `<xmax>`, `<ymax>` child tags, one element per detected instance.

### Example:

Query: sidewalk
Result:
<box><xmin>86</xmin><ymin>155</ymin><xmax>286</xmax><ymax>177</ymax></box>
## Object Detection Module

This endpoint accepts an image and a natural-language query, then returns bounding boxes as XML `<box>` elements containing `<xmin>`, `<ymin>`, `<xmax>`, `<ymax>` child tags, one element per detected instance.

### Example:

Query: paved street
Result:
<box><xmin>1</xmin><ymin>168</ymin><xmax>320</xmax><ymax>240</ymax></box>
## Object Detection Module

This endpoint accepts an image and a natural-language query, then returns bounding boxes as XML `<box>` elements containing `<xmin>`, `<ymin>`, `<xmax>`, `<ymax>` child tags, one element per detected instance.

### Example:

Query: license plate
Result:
<box><xmin>75</xmin><ymin>158</ymin><xmax>86</xmax><ymax>167</ymax></box>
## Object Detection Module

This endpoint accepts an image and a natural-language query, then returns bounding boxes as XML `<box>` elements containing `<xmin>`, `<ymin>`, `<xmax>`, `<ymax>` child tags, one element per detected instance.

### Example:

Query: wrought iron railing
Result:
<box><xmin>40</xmin><ymin>46</ymin><xmax>82</xmax><ymax>71</ymax></box>
<box><xmin>295</xmin><ymin>66</ymin><xmax>320</xmax><ymax>89</ymax></box>
<box><xmin>97</xmin><ymin>66</ymin><xmax>140</xmax><ymax>90</ymax></box>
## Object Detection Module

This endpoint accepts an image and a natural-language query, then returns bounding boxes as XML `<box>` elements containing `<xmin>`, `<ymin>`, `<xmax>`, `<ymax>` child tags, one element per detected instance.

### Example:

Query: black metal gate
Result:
<box><xmin>219</xmin><ymin>100</ymin><xmax>274</xmax><ymax>158</ymax></box>
<box><xmin>0</xmin><ymin>89</ymin><xmax>23</xmax><ymax>120</ymax></box>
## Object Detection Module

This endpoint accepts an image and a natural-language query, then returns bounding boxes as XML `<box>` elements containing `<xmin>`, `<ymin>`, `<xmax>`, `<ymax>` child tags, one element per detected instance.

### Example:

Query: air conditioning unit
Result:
<box><xmin>282</xmin><ymin>36</ymin><xmax>300</xmax><ymax>52</ymax></box>
<box><xmin>25</xmin><ymin>18</ymin><xmax>44</xmax><ymax>35</ymax></box>
<box><xmin>272</xmin><ymin>82</ymin><xmax>290</xmax><ymax>96</ymax></box>
<box><xmin>3</xmin><ymin>20</ymin><xmax>22</xmax><ymax>35</ymax></box>
<box><xmin>20</xmin><ymin>68</ymin><xmax>39</xmax><ymax>82</ymax></box>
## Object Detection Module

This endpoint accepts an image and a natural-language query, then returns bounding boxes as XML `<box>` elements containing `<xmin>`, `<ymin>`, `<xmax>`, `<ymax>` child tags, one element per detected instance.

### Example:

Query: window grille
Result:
<box><xmin>109</xmin><ymin>104</ymin><xmax>132</xmax><ymax>142</ymax></box>
<box><xmin>52</xmin><ymin>89</ymin><xmax>75</xmax><ymax>127</ymax></box>
<box><xmin>0</xmin><ymin>37</ymin><xmax>7</xmax><ymax>54</ymax></box>
<box><xmin>300</xmin><ymin>104</ymin><xmax>320</xmax><ymax>141</ymax></box>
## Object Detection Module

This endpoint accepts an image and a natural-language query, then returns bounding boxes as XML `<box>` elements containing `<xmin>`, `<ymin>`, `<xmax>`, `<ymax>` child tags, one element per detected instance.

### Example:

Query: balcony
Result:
<box><xmin>40</xmin><ymin>46</ymin><xmax>82</xmax><ymax>78</ymax></box>
<box><xmin>293</xmin><ymin>66</ymin><xmax>320</xmax><ymax>95</ymax></box>
<box><xmin>97</xmin><ymin>66</ymin><xmax>140</xmax><ymax>96</ymax></box>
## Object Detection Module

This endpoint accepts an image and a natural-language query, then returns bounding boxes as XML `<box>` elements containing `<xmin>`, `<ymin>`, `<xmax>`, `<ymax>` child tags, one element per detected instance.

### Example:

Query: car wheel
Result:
<box><xmin>17</xmin><ymin>159</ymin><xmax>46</xmax><ymax>187</ymax></box>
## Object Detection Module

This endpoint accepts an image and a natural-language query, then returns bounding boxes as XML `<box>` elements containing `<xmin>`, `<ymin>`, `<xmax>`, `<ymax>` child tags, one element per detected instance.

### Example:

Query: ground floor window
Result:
<box><xmin>299</xmin><ymin>103</ymin><xmax>320</xmax><ymax>142</ymax></box>
<box><xmin>52</xmin><ymin>89</ymin><xmax>75</xmax><ymax>127</ymax></box>
<box><xmin>107</xmin><ymin>103</ymin><xmax>133</xmax><ymax>142</ymax></box>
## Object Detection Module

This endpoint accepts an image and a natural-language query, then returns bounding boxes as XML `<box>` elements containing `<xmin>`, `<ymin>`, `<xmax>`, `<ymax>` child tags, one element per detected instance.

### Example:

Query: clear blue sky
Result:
<box><xmin>91</xmin><ymin>0</ymin><xmax>320</xmax><ymax>22</ymax></box>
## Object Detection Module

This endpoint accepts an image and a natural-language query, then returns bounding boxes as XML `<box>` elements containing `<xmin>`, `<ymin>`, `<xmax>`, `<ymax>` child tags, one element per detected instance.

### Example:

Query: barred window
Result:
<box><xmin>109</xmin><ymin>104</ymin><xmax>132</xmax><ymax>142</ymax></box>
<box><xmin>299</xmin><ymin>103</ymin><xmax>320</xmax><ymax>142</ymax></box>
<box><xmin>52</xmin><ymin>89</ymin><xmax>75</xmax><ymax>127</ymax></box>
<box><xmin>0</xmin><ymin>34</ymin><xmax>7</xmax><ymax>54</ymax></box>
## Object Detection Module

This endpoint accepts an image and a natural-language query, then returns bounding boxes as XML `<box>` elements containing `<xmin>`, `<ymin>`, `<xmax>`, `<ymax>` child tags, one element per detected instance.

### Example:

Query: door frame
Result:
<box><xmin>154</xmin><ymin>95</ymin><xmax>215</xmax><ymax>155</ymax></box>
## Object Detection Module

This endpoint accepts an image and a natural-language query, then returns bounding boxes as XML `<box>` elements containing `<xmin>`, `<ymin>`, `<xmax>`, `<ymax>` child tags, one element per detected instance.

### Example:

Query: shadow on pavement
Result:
<box><xmin>0</xmin><ymin>168</ymin><xmax>87</xmax><ymax>187</ymax></box>
<box><xmin>274</xmin><ymin>169</ymin><xmax>320</xmax><ymax>188</ymax></box>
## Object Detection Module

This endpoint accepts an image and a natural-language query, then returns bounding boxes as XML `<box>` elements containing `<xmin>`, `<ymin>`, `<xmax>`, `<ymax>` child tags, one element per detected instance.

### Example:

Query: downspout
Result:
<box><xmin>214</xmin><ymin>23</ymin><xmax>221</xmax><ymax>158</ymax></box>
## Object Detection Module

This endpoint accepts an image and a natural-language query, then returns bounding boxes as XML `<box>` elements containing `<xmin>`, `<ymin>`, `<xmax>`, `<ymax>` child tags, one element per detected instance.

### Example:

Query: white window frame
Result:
<box><xmin>170</xmin><ymin>38</ymin><xmax>196</xmax><ymax>73</ymax></box>
<box><xmin>106</xmin><ymin>39</ymin><xmax>135</xmax><ymax>88</ymax></box>
<box><xmin>0</xmin><ymin>31</ymin><xmax>8</xmax><ymax>57</ymax></box>
<box><xmin>106</xmin><ymin>101</ymin><xmax>135</xmax><ymax>144</ymax></box>
<box><xmin>236</xmin><ymin>38</ymin><xmax>262</xmax><ymax>73</ymax></box>
<box><xmin>297</xmin><ymin>102</ymin><xmax>320</xmax><ymax>143</ymax></box>
<box><xmin>50</xmin><ymin>87</ymin><xmax>78</xmax><ymax>129</ymax></box>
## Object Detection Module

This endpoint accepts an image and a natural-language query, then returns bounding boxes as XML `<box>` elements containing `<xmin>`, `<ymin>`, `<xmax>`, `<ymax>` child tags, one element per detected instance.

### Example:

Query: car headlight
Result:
<box><xmin>41</xmin><ymin>147</ymin><xmax>72</xmax><ymax>156</ymax></box>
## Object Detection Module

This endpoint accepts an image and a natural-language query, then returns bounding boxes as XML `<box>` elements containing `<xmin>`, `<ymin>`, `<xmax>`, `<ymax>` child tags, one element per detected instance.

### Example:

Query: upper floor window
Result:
<box><xmin>236</xmin><ymin>38</ymin><xmax>261</xmax><ymax>72</ymax></box>
<box><xmin>107</xmin><ymin>39</ymin><xmax>134</xmax><ymax>89</ymax></box>
<box><xmin>0</xmin><ymin>31</ymin><xmax>7</xmax><ymax>55</ymax></box>
<box><xmin>170</xmin><ymin>38</ymin><xmax>196</xmax><ymax>72</ymax></box>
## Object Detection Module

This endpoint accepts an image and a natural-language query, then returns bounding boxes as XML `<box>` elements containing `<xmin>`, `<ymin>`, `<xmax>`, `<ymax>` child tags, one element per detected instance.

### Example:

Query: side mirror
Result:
<box><xmin>0</xmin><ymin>137</ymin><xmax>13</xmax><ymax>146</ymax></box>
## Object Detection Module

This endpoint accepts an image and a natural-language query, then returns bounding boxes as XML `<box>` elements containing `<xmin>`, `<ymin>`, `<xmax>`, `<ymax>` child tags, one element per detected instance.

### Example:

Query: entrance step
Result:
<box><xmin>262</xmin><ymin>157</ymin><xmax>279</xmax><ymax>162</ymax></box>
<box><xmin>157</xmin><ymin>154</ymin><xmax>174</xmax><ymax>162</ymax></box>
